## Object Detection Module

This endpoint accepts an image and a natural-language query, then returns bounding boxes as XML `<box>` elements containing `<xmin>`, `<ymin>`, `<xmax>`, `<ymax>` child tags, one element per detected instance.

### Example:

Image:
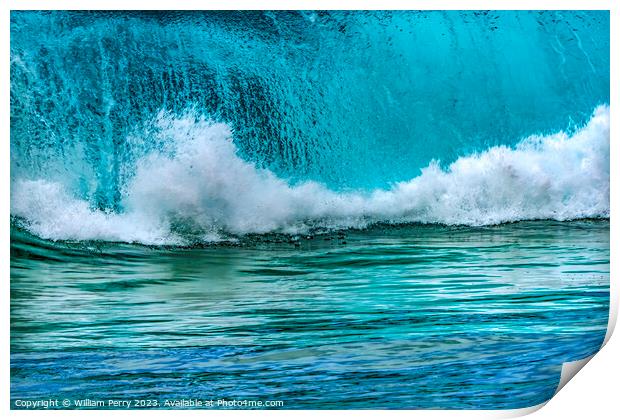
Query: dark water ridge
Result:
<box><xmin>11</xmin><ymin>220</ymin><xmax>609</xmax><ymax>409</ymax></box>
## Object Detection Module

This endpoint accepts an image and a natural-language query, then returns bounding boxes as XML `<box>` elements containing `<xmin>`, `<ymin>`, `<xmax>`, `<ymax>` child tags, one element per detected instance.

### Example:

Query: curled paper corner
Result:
<box><xmin>494</xmin><ymin>401</ymin><xmax>548</xmax><ymax>419</ymax></box>
<box><xmin>554</xmin><ymin>354</ymin><xmax>596</xmax><ymax>396</ymax></box>
<box><xmin>602</xmin><ymin>290</ymin><xmax>618</xmax><ymax>347</ymax></box>
<box><xmin>496</xmin><ymin>356</ymin><xmax>598</xmax><ymax>418</ymax></box>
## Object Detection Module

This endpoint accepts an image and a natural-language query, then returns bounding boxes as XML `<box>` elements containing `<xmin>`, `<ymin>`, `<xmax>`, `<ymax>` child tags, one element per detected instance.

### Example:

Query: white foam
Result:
<box><xmin>11</xmin><ymin>105</ymin><xmax>610</xmax><ymax>245</ymax></box>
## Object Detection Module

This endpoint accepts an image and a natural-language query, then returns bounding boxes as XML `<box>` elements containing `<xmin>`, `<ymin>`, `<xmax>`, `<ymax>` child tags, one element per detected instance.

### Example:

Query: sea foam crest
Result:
<box><xmin>11</xmin><ymin>105</ymin><xmax>610</xmax><ymax>245</ymax></box>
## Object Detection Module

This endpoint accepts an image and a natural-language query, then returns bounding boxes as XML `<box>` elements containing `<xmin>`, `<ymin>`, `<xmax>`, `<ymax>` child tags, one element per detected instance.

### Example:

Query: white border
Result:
<box><xmin>2</xmin><ymin>1</ymin><xmax>617</xmax><ymax>419</ymax></box>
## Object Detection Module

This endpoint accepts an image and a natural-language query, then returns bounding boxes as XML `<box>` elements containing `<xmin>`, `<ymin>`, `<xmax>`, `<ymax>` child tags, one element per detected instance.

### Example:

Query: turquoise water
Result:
<box><xmin>11</xmin><ymin>221</ymin><xmax>609</xmax><ymax>409</ymax></box>
<box><xmin>11</xmin><ymin>11</ymin><xmax>609</xmax><ymax>211</ymax></box>
<box><xmin>10</xmin><ymin>10</ymin><xmax>610</xmax><ymax>409</ymax></box>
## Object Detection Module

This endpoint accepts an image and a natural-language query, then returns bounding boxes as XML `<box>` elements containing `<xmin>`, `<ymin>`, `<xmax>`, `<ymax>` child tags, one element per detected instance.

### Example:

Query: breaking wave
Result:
<box><xmin>11</xmin><ymin>105</ymin><xmax>609</xmax><ymax>245</ymax></box>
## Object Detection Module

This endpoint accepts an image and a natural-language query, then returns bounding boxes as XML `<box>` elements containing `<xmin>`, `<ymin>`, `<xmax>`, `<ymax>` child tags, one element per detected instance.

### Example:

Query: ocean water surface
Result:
<box><xmin>11</xmin><ymin>221</ymin><xmax>609</xmax><ymax>409</ymax></box>
<box><xmin>10</xmin><ymin>10</ymin><xmax>610</xmax><ymax>409</ymax></box>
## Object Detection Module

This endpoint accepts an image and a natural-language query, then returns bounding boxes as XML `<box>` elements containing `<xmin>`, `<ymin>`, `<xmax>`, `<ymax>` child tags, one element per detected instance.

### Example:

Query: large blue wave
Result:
<box><xmin>10</xmin><ymin>11</ymin><xmax>610</xmax><ymax>244</ymax></box>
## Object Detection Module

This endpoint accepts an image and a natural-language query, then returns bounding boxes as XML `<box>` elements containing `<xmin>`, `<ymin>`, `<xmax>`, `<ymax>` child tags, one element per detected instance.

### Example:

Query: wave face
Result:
<box><xmin>10</xmin><ymin>11</ymin><xmax>610</xmax><ymax>244</ymax></box>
